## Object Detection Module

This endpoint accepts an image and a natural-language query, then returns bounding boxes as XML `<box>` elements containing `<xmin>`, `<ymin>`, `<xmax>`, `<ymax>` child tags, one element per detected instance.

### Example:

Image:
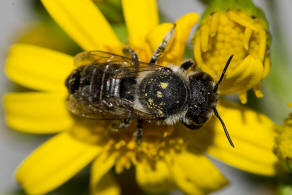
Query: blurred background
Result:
<box><xmin>1</xmin><ymin>0</ymin><xmax>292</xmax><ymax>194</ymax></box>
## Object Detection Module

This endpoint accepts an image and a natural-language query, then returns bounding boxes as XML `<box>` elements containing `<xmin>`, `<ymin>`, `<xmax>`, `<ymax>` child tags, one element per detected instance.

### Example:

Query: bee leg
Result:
<box><xmin>180</xmin><ymin>60</ymin><xmax>195</xmax><ymax>71</ymax></box>
<box><xmin>182</xmin><ymin>120</ymin><xmax>202</xmax><ymax>130</ymax></box>
<box><xmin>123</xmin><ymin>47</ymin><xmax>139</xmax><ymax>70</ymax></box>
<box><xmin>149</xmin><ymin>24</ymin><xmax>176</xmax><ymax>65</ymax></box>
<box><xmin>102</xmin><ymin>99</ymin><xmax>114</xmax><ymax>110</ymax></box>
<box><xmin>135</xmin><ymin>119</ymin><xmax>143</xmax><ymax>146</ymax></box>
<box><xmin>112</xmin><ymin>118</ymin><xmax>131</xmax><ymax>131</ymax></box>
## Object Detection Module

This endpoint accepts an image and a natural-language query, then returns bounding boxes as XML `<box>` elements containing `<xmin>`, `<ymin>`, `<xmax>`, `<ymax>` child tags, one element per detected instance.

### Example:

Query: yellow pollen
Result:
<box><xmin>157</xmin><ymin>91</ymin><xmax>163</xmax><ymax>98</ymax></box>
<box><xmin>86</xmin><ymin>120</ymin><xmax>189</xmax><ymax>175</ymax></box>
<box><xmin>148</xmin><ymin>98</ymin><xmax>153</xmax><ymax>103</ymax></box>
<box><xmin>160</xmin><ymin>82</ymin><xmax>169</xmax><ymax>89</ymax></box>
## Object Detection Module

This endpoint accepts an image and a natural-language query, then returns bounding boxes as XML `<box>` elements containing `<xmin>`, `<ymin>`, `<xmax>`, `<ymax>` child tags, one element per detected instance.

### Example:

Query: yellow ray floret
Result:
<box><xmin>41</xmin><ymin>0</ymin><xmax>122</xmax><ymax>51</ymax></box>
<box><xmin>146</xmin><ymin>13</ymin><xmax>199</xmax><ymax>65</ymax></box>
<box><xmin>4</xmin><ymin>92</ymin><xmax>73</xmax><ymax>133</ymax></box>
<box><xmin>16</xmin><ymin>132</ymin><xmax>101</xmax><ymax>195</ymax></box>
<box><xmin>5</xmin><ymin>44</ymin><xmax>74</xmax><ymax>92</ymax></box>
<box><xmin>122</xmin><ymin>0</ymin><xmax>158</xmax><ymax>49</ymax></box>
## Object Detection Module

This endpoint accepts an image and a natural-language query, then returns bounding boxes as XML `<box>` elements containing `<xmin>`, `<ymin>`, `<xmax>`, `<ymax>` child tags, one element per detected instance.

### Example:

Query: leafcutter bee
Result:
<box><xmin>65</xmin><ymin>25</ymin><xmax>234</xmax><ymax>147</ymax></box>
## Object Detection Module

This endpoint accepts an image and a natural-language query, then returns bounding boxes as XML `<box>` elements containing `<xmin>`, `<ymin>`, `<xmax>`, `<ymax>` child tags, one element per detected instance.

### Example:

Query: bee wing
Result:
<box><xmin>67</xmin><ymin>95</ymin><xmax>156</xmax><ymax>120</ymax></box>
<box><xmin>74</xmin><ymin>50</ymin><xmax>134</xmax><ymax>67</ymax></box>
<box><xmin>113</xmin><ymin>61</ymin><xmax>166</xmax><ymax>79</ymax></box>
<box><xmin>74</xmin><ymin>50</ymin><xmax>165</xmax><ymax>76</ymax></box>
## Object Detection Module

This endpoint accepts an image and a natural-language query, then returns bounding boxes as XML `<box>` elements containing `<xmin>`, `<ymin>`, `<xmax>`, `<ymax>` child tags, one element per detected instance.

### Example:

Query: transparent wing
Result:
<box><xmin>74</xmin><ymin>50</ymin><xmax>165</xmax><ymax>78</ymax></box>
<box><xmin>74</xmin><ymin>50</ymin><xmax>134</xmax><ymax>67</ymax></box>
<box><xmin>67</xmin><ymin>95</ymin><xmax>156</xmax><ymax>120</ymax></box>
<box><xmin>70</xmin><ymin>50</ymin><xmax>166</xmax><ymax>120</ymax></box>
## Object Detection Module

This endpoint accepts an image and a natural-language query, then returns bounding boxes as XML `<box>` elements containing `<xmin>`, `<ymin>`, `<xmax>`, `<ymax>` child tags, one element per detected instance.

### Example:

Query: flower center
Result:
<box><xmin>71</xmin><ymin>119</ymin><xmax>189</xmax><ymax>173</ymax></box>
<box><xmin>200</xmin><ymin>10</ymin><xmax>266</xmax><ymax>75</ymax></box>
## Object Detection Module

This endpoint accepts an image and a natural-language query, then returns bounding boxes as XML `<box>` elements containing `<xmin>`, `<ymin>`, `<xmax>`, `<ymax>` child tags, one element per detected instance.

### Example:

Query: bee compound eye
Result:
<box><xmin>185</xmin><ymin>107</ymin><xmax>210</xmax><ymax>125</ymax></box>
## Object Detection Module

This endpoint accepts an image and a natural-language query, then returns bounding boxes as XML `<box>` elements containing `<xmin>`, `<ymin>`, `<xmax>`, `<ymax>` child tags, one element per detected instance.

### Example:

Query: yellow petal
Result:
<box><xmin>147</xmin><ymin>13</ymin><xmax>199</xmax><ymax>65</ymax></box>
<box><xmin>208</xmin><ymin>13</ymin><xmax>220</xmax><ymax>37</ymax></box>
<box><xmin>220</xmin><ymin>55</ymin><xmax>264</xmax><ymax>97</ymax></box>
<box><xmin>243</xmin><ymin>28</ymin><xmax>252</xmax><ymax>50</ymax></box>
<box><xmin>92</xmin><ymin>173</ymin><xmax>120</xmax><ymax>195</ymax></box>
<box><xmin>122</xmin><ymin>0</ymin><xmax>158</xmax><ymax>48</ymax></box>
<box><xmin>227</xmin><ymin>11</ymin><xmax>257</xmax><ymax>31</ymax></box>
<box><xmin>4</xmin><ymin>92</ymin><xmax>73</xmax><ymax>134</ymax></box>
<box><xmin>5</xmin><ymin>44</ymin><xmax>74</xmax><ymax>92</ymax></box>
<box><xmin>136</xmin><ymin>160</ymin><xmax>174</xmax><ymax>193</ymax></box>
<box><xmin>200</xmin><ymin>24</ymin><xmax>209</xmax><ymax>52</ymax></box>
<box><xmin>91</xmin><ymin>151</ymin><xmax>118</xmax><ymax>194</ymax></box>
<box><xmin>238</xmin><ymin>92</ymin><xmax>247</xmax><ymax>104</ymax></box>
<box><xmin>41</xmin><ymin>0</ymin><xmax>122</xmax><ymax>51</ymax></box>
<box><xmin>170</xmin><ymin>150</ymin><xmax>228</xmax><ymax>194</ymax></box>
<box><xmin>257</xmin><ymin>25</ymin><xmax>267</xmax><ymax>62</ymax></box>
<box><xmin>262</xmin><ymin>56</ymin><xmax>271</xmax><ymax>79</ymax></box>
<box><xmin>193</xmin><ymin>32</ymin><xmax>217</xmax><ymax>78</ymax></box>
<box><xmin>16</xmin><ymin>132</ymin><xmax>101</xmax><ymax>195</ymax></box>
<box><xmin>191</xmin><ymin>100</ymin><xmax>278</xmax><ymax>176</ymax></box>
<box><xmin>146</xmin><ymin>23</ymin><xmax>173</xmax><ymax>64</ymax></box>
<box><xmin>253</xmin><ymin>84</ymin><xmax>264</xmax><ymax>98</ymax></box>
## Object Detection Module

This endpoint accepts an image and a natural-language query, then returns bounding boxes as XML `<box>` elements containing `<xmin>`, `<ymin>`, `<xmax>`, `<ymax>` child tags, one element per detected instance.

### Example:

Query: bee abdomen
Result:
<box><xmin>65</xmin><ymin>68</ymin><xmax>81</xmax><ymax>94</ymax></box>
<box><xmin>65</xmin><ymin>64</ymin><xmax>136</xmax><ymax>105</ymax></box>
<box><xmin>65</xmin><ymin>65</ymin><xmax>104</xmax><ymax>102</ymax></box>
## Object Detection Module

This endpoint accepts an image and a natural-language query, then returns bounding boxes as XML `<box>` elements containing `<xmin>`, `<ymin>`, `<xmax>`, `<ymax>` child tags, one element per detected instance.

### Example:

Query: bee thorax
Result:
<box><xmin>138</xmin><ymin>67</ymin><xmax>189</xmax><ymax>119</ymax></box>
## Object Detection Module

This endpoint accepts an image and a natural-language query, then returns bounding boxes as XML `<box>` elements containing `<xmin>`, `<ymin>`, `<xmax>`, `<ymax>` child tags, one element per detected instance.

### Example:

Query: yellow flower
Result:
<box><xmin>193</xmin><ymin>1</ymin><xmax>270</xmax><ymax>103</ymax></box>
<box><xmin>4</xmin><ymin>0</ymin><xmax>278</xmax><ymax>194</ymax></box>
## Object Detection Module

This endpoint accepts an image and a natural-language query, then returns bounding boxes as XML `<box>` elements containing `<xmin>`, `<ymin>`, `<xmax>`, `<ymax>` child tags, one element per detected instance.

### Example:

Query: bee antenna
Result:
<box><xmin>213</xmin><ymin>55</ymin><xmax>234</xmax><ymax>92</ymax></box>
<box><xmin>212</xmin><ymin>107</ymin><xmax>235</xmax><ymax>148</ymax></box>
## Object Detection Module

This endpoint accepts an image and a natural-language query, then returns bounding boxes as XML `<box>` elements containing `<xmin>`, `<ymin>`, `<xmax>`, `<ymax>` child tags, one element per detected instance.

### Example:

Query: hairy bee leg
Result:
<box><xmin>180</xmin><ymin>60</ymin><xmax>195</xmax><ymax>71</ymax></box>
<box><xmin>102</xmin><ymin>99</ymin><xmax>114</xmax><ymax>110</ymax></box>
<box><xmin>135</xmin><ymin>119</ymin><xmax>143</xmax><ymax>146</ymax></box>
<box><xmin>112</xmin><ymin>118</ymin><xmax>132</xmax><ymax>131</ymax></box>
<box><xmin>123</xmin><ymin>47</ymin><xmax>139</xmax><ymax>70</ymax></box>
<box><xmin>182</xmin><ymin>120</ymin><xmax>202</xmax><ymax>130</ymax></box>
<box><xmin>149</xmin><ymin>24</ymin><xmax>176</xmax><ymax>65</ymax></box>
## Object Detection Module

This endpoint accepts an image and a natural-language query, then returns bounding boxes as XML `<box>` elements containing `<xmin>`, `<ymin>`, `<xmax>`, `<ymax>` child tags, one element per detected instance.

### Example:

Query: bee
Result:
<box><xmin>65</xmin><ymin>25</ymin><xmax>234</xmax><ymax>147</ymax></box>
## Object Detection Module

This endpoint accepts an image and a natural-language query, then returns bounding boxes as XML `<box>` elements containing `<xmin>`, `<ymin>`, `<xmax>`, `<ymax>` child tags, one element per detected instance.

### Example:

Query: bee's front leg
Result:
<box><xmin>149</xmin><ymin>24</ymin><xmax>176</xmax><ymax>65</ymax></box>
<box><xmin>181</xmin><ymin>119</ymin><xmax>202</xmax><ymax>130</ymax></box>
<box><xmin>180</xmin><ymin>60</ymin><xmax>195</xmax><ymax>71</ymax></box>
<box><xmin>135</xmin><ymin>119</ymin><xmax>143</xmax><ymax>146</ymax></box>
<box><xmin>122</xmin><ymin>47</ymin><xmax>139</xmax><ymax>71</ymax></box>
<box><xmin>112</xmin><ymin>118</ymin><xmax>131</xmax><ymax>131</ymax></box>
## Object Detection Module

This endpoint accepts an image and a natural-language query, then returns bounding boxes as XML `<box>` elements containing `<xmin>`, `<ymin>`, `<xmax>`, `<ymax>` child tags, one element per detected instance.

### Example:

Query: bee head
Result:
<box><xmin>184</xmin><ymin>72</ymin><xmax>217</xmax><ymax>125</ymax></box>
<box><xmin>184</xmin><ymin>55</ymin><xmax>234</xmax><ymax>147</ymax></box>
